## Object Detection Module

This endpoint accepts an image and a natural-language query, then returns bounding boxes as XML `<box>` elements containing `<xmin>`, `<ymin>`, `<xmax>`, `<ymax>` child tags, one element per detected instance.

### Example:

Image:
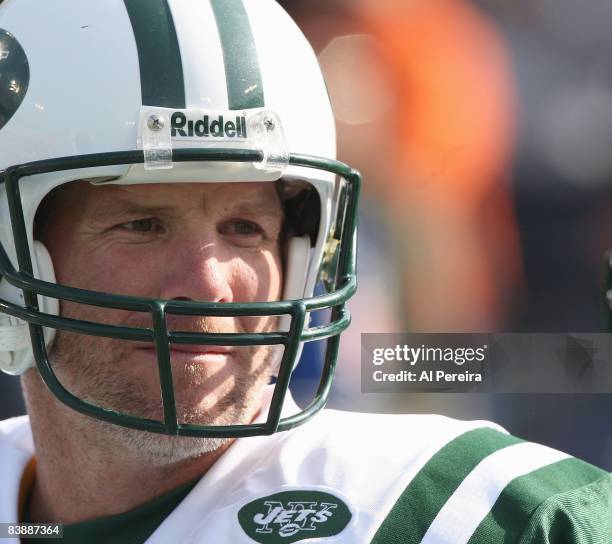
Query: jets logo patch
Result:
<box><xmin>0</xmin><ymin>28</ymin><xmax>30</xmax><ymax>131</ymax></box>
<box><xmin>238</xmin><ymin>490</ymin><xmax>352</xmax><ymax>543</ymax></box>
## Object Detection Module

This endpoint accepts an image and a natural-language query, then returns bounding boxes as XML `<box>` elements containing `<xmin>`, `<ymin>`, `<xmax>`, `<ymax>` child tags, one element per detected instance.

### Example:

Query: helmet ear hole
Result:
<box><xmin>282</xmin><ymin>183</ymin><xmax>321</xmax><ymax>245</ymax></box>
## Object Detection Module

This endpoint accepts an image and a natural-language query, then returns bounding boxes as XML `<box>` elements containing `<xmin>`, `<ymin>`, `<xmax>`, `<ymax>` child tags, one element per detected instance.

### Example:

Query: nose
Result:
<box><xmin>158</xmin><ymin>238</ymin><xmax>233</xmax><ymax>304</ymax></box>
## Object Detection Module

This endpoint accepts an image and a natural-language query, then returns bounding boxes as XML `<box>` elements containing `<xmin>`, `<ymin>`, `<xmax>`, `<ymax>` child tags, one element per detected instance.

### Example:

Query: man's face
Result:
<box><xmin>37</xmin><ymin>180</ymin><xmax>284</xmax><ymax>457</ymax></box>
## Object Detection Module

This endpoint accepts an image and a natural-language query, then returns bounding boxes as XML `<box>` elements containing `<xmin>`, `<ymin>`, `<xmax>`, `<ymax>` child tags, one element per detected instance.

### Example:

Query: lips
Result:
<box><xmin>135</xmin><ymin>345</ymin><xmax>231</xmax><ymax>357</ymax></box>
<box><xmin>168</xmin><ymin>345</ymin><xmax>231</xmax><ymax>355</ymax></box>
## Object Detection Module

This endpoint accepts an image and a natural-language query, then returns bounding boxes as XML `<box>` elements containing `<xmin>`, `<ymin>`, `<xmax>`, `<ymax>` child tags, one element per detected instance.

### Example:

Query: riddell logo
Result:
<box><xmin>171</xmin><ymin>111</ymin><xmax>247</xmax><ymax>139</ymax></box>
<box><xmin>238</xmin><ymin>490</ymin><xmax>352</xmax><ymax>543</ymax></box>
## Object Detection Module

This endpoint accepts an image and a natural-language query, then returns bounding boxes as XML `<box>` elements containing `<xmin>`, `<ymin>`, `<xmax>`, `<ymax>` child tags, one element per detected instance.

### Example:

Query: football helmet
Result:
<box><xmin>0</xmin><ymin>0</ymin><xmax>359</xmax><ymax>437</ymax></box>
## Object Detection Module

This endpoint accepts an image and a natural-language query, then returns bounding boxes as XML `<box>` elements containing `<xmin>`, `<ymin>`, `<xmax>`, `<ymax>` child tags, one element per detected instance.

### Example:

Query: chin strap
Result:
<box><xmin>0</xmin><ymin>241</ymin><xmax>58</xmax><ymax>375</ymax></box>
<box><xmin>0</xmin><ymin>315</ymin><xmax>30</xmax><ymax>351</ymax></box>
<box><xmin>0</xmin><ymin>315</ymin><xmax>30</xmax><ymax>371</ymax></box>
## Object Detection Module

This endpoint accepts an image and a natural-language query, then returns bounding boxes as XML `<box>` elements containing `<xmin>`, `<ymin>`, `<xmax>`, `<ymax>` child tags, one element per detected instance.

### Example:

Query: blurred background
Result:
<box><xmin>280</xmin><ymin>0</ymin><xmax>612</xmax><ymax>470</ymax></box>
<box><xmin>1</xmin><ymin>0</ymin><xmax>611</xmax><ymax>470</ymax></box>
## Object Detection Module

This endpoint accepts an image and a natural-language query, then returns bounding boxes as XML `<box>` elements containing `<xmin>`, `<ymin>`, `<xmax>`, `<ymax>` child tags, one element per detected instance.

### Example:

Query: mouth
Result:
<box><xmin>169</xmin><ymin>345</ymin><xmax>231</xmax><ymax>354</ymax></box>
<box><xmin>134</xmin><ymin>345</ymin><xmax>232</xmax><ymax>361</ymax></box>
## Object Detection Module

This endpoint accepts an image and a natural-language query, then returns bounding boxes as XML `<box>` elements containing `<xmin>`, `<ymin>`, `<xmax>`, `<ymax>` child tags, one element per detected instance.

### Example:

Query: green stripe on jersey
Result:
<box><xmin>468</xmin><ymin>458</ymin><xmax>610</xmax><ymax>544</ymax></box>
<box><xmin>519</xmin><ymin>473</ymin><xmax>612</xmax><ymax>544</ymax></box>
<box><xmin>370</xmin><ymin>427</ymin><xmax>522</xmax><ymax>544</ymax></box>
<box><xmin>124</xmin><ymin>0</ymin><xmax>186</xmax><ymax>108</ymax></box>
<box><xmin>210</xmin><ymin>0</ymin><xmax>265</xmax><ymax>109</ymax></box>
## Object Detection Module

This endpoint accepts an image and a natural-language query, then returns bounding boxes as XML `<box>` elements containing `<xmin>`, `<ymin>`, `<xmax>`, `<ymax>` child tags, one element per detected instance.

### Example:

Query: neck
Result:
<box><xmin>22</xmin><ymin>374</ymin><xmax>233</xmax><ymax>524</ymax></box>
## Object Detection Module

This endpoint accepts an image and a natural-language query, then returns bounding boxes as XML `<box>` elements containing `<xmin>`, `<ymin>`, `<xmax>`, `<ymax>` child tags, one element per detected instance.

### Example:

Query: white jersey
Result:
<box><xmin>0</xmin><ymin>393</ymin><xmax>609</xmax><ymax>543</ymax></box>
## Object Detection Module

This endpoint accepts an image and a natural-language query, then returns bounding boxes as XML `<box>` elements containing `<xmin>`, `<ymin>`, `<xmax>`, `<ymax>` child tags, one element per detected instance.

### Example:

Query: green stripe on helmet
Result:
<box><xmin>370</xmin><ymin>427</ymin><xmax>523</xmax><ymax>544</ymax></box>
<box><xmin>123</xmin><ymin>0</ymin><xmax>186</xmax><ymax>108</ymax></box>
<box><xmin>210</xmin><ymin>0</ymin><xmax>265</xmax><ymax>110</ymax></box>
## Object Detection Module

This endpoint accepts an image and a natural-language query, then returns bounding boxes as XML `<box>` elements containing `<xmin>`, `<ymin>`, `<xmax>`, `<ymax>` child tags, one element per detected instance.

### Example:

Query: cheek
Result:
<box><xmin>49</xmin><ymin>241</ymin><xmax>160</xmax><ymax>329</ymax></box>
<box><xmin>228</xmin><ymin>250</ymin><xmax>283</xmax><ymax>303</ymax></box>
<box><xmin>52</xmin><ymin>242</ymin><xmax>158</xmax><ymax>297</ymax></box>
<box><xmin>229</xmin><ymin>251</ymin><xmax>283</xmax><ymax>333</ymax></box>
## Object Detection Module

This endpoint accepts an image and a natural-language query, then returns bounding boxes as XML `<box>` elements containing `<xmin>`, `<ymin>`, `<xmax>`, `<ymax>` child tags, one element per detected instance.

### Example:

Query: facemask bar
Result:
<box><xmin>0</xmin><ymin>148</ymin><xmax>360</xmax><ymax>437</ymax></box>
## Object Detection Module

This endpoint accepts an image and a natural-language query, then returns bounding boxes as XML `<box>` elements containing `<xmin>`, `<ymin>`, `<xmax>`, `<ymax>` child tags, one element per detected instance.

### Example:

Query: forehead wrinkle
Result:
<box><xmin>87</xmin><ymin>197</ymin><xmax>174</xmax><ymax>221</ymax></box>
<box><xmin>85</xmin><ymin>182</ymin><xmax>283</xmax><ymax>220</ymax></box>
<box><xmin>225</xmin><ymin>201</ymin><xmax>284</xmax><ymax>220</ymax></box>
<box><xmin>212</xmin><ymin>185</ymin><xmax>283</xmax><ymax>219</ymax></box>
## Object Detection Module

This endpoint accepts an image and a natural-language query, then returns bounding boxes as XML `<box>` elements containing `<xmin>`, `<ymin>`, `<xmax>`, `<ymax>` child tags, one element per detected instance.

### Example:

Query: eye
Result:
<box><xmin>221</xmin><ymin>219</ymin><xmax>262</xmax><ymax>236</ymax></box>
<box><xmin>119</xmin><ymin>218</ymin><xmax>163</xmax><ymax>233</ymax></box>
<box><xmin>219</xmin><ymin>219</ymin><xmax>267</xmax><ymax>248</ymax></box>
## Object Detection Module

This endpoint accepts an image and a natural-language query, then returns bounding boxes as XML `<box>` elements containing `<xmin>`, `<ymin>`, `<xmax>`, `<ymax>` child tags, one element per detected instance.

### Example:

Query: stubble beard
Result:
<box><xmin>47</xmin><ymin>310</ymin><xmax>281</xmax><ymax>465</ymax></box>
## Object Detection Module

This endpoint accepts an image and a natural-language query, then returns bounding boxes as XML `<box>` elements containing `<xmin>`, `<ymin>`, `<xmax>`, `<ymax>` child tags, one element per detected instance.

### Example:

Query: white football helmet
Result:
<box><xmin>0</xmin><ymin>0</ymin><xmax>359</xmax><ymax>436</ymax></box>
